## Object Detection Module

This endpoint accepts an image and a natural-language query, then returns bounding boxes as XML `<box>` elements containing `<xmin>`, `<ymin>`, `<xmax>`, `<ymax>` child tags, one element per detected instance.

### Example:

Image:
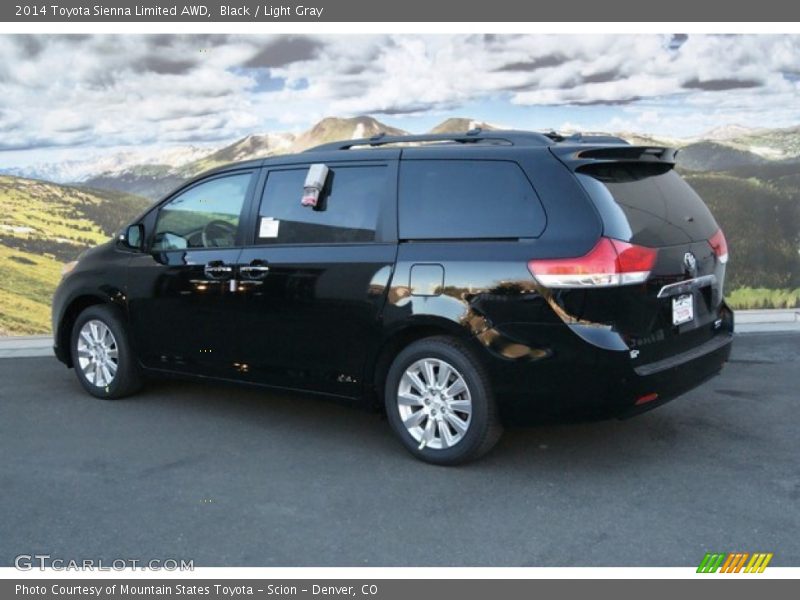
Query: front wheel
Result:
<box><xmin>71</xmin><ymin>304</ymin><xmax>143</xmax><ymax>399</ymax></box>
<box><xmin>384</xmin><ymin>336</ymin><xmax>502</xmax><ymax>465</ymax></box>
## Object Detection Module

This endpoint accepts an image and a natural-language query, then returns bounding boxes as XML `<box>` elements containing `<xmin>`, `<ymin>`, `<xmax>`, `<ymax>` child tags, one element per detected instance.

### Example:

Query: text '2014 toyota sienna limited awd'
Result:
<box><xmin>53</xmin><ymin>129</ymin><xmax>733</xmax><ymax>464</ymax></box>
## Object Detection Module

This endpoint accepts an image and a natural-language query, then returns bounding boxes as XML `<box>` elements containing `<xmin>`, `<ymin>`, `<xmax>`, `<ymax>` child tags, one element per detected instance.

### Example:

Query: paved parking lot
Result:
<box><xmin>1</xmin><ymin>332</ymin><xmax>798</xmax><ymax>567</ymax></box>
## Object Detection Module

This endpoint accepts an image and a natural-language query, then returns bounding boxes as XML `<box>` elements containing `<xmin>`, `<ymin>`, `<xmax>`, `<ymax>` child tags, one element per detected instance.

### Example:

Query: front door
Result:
<box><xmin>126</xmin><ymin>170</ymin><xmax>257</xmax><ymax>378</ymax></box>
<box><xmin>235</xmin><ymin>160</ymin><xmax>398</xmax><ymax>396</ymax></box>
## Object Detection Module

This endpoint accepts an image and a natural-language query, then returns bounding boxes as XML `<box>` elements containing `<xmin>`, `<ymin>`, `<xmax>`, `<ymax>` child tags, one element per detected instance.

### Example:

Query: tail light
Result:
<box><xmin>708</xmin><ymin>229</ymin><xmax>729</xmax><ymax>264</ymax></box>
<box><xmin>528</xmin><ymin>237</ymin><xmax>658</xmax><ymax>288</ymax></box>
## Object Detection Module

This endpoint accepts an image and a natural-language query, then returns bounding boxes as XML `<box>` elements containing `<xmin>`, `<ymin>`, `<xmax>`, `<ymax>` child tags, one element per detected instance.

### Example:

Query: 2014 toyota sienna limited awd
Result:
<box><xmin>53</xmin><ymin>129</ymin><xmax>733</xmax><ymax>464</ymax></box>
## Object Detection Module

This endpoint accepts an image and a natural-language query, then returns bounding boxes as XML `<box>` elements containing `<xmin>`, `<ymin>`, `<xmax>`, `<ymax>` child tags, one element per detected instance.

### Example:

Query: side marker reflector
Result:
<box><xmin>635</xmin><ymin>392</ymin><xmax>659</xmax><ymax>406</ymax></box>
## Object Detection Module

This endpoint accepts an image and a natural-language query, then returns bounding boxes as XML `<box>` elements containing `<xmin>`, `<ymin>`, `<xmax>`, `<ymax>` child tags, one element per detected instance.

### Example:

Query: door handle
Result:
<box><xmin>239</xmin><ymin>260</ymin><xmax>270</xmax><ymax>280</ymax></box>
<box><xmin>204</xmin><ymin>260</ymin><xmax>234</xmax><ymax>280</ymax></box>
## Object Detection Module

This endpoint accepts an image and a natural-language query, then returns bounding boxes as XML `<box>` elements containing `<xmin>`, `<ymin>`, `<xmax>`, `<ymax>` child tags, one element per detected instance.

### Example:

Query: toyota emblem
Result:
<box><xmin>683</xmin><ymin>252</ymin><xmax>698</xmax><ymax>276</ymax></box>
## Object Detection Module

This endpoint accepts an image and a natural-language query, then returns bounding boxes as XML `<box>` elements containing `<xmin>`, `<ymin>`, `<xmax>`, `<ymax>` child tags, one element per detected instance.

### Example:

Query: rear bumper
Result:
<box><xmin>619</xmin><ymin>333</ymin><xmax>732</xmax><ymax>418</ymax></box>
<box><xmin>479</xmin><ymin>316</ymin><xmax>733</xmax><ymax>421</ymax></box>
<box><xmin>632</xmin><ymin>331</ymin><xmax>732</xmax><ymax>377</ymax></box>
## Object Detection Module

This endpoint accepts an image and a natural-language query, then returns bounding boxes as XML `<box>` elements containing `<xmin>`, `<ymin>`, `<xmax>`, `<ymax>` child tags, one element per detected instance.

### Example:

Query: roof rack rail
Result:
<box><xmin>304</xmin><ymin>128</ymin><xmax>555</xmax><ymax>152</ymax></box>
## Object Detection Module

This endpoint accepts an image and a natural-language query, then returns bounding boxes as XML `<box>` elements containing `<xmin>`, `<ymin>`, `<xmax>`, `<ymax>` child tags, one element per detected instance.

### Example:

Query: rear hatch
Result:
<box><xmin>540</xmin><ymin>145</ymin><xmax>731</xmax><ymax>364</ymax></box>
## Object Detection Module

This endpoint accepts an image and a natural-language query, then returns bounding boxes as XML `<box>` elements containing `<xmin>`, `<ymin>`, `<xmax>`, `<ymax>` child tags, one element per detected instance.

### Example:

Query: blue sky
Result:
<box><xmin>0</xmin><ymin>34</ymin><xmax>798</xmax><ymax>170</ymax></box>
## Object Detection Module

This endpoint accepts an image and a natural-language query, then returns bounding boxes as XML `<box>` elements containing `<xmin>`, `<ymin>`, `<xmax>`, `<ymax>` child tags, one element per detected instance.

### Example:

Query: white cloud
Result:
<box><xmin>0</xmin><ymin>34</ymin><xmax>798</xmax><ymax>153</ymax></box>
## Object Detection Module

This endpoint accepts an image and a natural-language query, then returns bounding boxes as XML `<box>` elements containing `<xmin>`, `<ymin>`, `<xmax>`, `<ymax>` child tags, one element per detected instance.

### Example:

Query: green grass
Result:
<box><xmin>0</xmin><ymin>175</ymin><xmax>149</xmax><ymax>335</ymax></box>
<box><xmin>0</xmin><ymin>175</ymin><xmax>148</xmax><ymax>235</ymax></box>
<box><xmin>0</xmin><ymin>244</ymin><xmax>62</xmax><ymax>335</ymax></box>
<box><xmin>727</xmin><ymin>287</ymin><xmax>800</xmax><ymax>310</ymax></box>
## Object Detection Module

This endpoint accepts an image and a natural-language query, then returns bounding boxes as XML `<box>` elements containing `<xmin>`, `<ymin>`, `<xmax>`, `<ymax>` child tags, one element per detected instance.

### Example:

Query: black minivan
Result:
<box><xmin>53</xmin><ymin>129</ymin><xmax>733</xmax><ymax>464</ymax></box>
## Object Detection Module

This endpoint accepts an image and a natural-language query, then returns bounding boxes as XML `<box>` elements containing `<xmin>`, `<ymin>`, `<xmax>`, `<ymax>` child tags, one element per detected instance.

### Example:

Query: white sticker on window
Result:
<box><xmin>259</xmin><ymin>217</ymin><xmax>280</xmax><ymax>238</ymax></box>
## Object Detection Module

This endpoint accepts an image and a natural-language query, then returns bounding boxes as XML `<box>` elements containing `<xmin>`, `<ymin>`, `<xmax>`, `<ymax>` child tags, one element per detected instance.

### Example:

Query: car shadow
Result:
<box><xmin>124</xmin><ymin>373</ymin><xmax>713</xmax><ymax>471</ymax></box>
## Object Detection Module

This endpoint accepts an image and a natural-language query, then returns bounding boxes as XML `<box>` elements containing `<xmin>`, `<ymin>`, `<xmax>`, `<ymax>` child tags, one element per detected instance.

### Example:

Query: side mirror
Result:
<box><xmin>120</xmin><ymin>224</ymin><xmax>144</xmax><ymax>251</ymax></box>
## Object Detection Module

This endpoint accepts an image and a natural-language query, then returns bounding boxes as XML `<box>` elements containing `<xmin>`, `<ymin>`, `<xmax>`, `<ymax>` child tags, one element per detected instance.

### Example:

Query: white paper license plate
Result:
<box><xmin>672</xmin><ymin>293</ymin><xmax>694</xmax><ymax>326</ymax></box>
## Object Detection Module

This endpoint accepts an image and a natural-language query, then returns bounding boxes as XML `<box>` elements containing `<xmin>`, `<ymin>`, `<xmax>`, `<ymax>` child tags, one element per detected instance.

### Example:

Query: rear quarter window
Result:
<box><xmin>399</xmin><ymin>160</ymin><xmax>545</xmax><ymax>240</ymax></box>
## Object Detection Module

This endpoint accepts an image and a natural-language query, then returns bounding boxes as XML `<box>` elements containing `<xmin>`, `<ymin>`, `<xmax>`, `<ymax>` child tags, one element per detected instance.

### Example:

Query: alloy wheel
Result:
<box><xmin>397</xmin><ymin>358</ymin><xmax>473</xmax><ymax>450</ymax></box>
<box><xmin>76</xmin><ymin>319</ymin><xmax>119</xmax><ymax>388</ymax></box>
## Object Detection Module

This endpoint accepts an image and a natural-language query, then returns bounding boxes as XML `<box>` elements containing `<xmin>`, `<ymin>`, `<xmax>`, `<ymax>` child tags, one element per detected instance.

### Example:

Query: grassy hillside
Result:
<box><xmin>682</xmin><ymin>170</ymin><xmax>800</xmax><ymax>291</ymax></box>
<box><xmin>0</xmin><ymin>176</ymin><xmax>149</xmax><ymax>334</ymax></box>
<box><xmin>0</xmin><ymin>244</ymin><xmax>61</xmax><ymax>335</ymax></box>
<box><xmin>677</xmin><ymin>141</ymin><xmax>768</xmax><ymax>171</ymax></box>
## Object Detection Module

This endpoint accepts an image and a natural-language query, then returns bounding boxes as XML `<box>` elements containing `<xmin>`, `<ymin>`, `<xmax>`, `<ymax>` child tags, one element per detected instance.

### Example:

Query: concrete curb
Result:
<box><xmin>0</xmin><ymin>310</ymin><xmax>797</xmax><ymax>358</ymax></box>
<box><xmin>735</xmin><ymin>309</ymin><xmax>800</xmax><ymax>334</ymax></box>
<box><xmin>736</xmin><ymin>309</ymin><xmax>800</xmax><ymax>323</ymax></box>
<box><xmin>0</xmin><ymin>335</ymin><xmax>54</xmax><ymax>358</ymax></box>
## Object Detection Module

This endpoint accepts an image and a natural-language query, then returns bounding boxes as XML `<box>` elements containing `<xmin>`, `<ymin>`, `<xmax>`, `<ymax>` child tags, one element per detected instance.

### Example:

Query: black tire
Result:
<box><xmin>384</xmin><ymin>336</ymin><xmax>502</xmax><ymax>465</ymax></box>
<box><xmin>70</xmin><ymin>304</ymin><xmax>143</xmax><ymax>399</ymax></box>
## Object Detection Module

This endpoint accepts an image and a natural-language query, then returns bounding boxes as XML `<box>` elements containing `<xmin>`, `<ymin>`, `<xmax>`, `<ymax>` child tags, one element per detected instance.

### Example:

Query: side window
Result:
<box><xmin>256</xmin><ymin>165</ymin><xmax>388</xmax><ymax>245</ymax></box>
<box><xmin>399</xmin><ymin>160</ymin><xmax>545</xmax><ymax>239</ymax></box>
<box><xmin>152</xmin><ymin>173</ymin><xmax>252</xmax><ymax>250</ymax></box>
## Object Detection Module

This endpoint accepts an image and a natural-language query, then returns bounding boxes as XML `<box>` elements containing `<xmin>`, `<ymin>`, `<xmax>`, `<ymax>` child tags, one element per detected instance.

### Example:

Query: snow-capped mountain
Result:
<box><xmin>701</xmin><ymin>124</ymin><xmax>760</xmax><ymax>141</ymax></box>
<box><xmin>83</xmin><ymin>117</ymin><xmax>407</xmax><ymax>200</ymax></box>
<box><xmin>2</xmin><ymin>144</ymin><xmax>219</xmax><ymax>184</ymax></box>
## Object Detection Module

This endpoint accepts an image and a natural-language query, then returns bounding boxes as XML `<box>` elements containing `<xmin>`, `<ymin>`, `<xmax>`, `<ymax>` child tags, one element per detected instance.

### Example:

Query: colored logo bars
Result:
<box><xmin>697</xmin><ymin>552</ymin><xmax>773</xmax><ymax>573</ymax></box>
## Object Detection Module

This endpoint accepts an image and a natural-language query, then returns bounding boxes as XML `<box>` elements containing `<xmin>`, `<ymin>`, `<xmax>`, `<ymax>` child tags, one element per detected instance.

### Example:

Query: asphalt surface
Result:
<box><xmin>1</xmin><ymin>333</ymin><xmax>798</xmax><ymax>567</ymax></box>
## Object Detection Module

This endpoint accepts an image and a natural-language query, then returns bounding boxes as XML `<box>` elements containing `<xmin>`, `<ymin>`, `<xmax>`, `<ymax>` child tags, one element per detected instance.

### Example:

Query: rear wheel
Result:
<box><xmin>384</xmin><ymin>336</ymin><xmax>502</xmax><ymax>465</ymax></box>
<box><xmin>71</xmin><ymin>304</ymin><xmax>142</xmax><ymax>399</ymax></box>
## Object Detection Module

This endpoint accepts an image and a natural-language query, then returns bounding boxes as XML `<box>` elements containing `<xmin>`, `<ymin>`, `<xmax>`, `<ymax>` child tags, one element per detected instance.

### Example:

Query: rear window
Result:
<box><xmin>577</xmin><ymin>163</ymin><xmax>718</xmax><ymax>246</ymax></box>
<box><xmin>399</xmin><ymin>160</ymin><xmax>545</xmax><ymax>240</ymax></box>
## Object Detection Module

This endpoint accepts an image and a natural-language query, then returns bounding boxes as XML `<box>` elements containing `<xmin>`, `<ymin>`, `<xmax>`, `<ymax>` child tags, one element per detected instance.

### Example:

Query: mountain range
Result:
<box><xmin>4</xmin><ymin>116</ymin><xmax>800</xmax><ymax>201</ymax></box>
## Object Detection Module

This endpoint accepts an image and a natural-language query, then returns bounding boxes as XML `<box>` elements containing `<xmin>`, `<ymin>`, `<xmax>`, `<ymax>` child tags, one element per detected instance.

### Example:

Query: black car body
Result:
<box><xmin>53</xmin><ymin>130</ymin><xmax>733</xmax><ymax>463</ymax></box>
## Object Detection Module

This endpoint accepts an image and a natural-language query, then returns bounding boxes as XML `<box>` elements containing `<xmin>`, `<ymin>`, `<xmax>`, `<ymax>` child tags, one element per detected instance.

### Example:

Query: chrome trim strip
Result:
<box><xmin>656</xmin><ymin>274</ymin><xmax>717</xmax><ymax>299</ymax></box>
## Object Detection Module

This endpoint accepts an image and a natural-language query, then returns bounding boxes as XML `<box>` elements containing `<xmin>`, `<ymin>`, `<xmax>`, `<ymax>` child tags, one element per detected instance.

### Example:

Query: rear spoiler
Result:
<box><xmin>549</xmin><ymin>145</ymin><xmax>679</xmax><ymax>171</ymax></box>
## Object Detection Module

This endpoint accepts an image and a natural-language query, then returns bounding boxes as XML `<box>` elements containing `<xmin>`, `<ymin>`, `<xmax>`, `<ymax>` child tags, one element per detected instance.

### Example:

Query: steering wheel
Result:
<box><xmin>201</xmin><ymin>219</ymin><xmax>237</xmax><ymax>248</ymax></box>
